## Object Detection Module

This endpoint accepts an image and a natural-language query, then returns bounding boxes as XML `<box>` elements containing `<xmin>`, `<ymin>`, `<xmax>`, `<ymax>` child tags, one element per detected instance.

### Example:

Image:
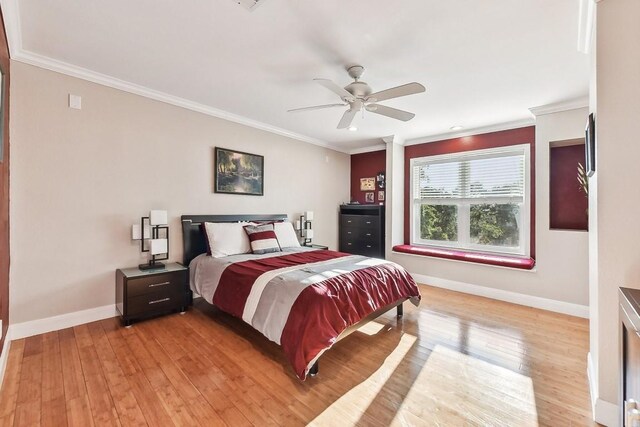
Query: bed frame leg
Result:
<box><xmin>309</xmin><ymin>361</ymin><xmax>319</xmax><ymax>377</ymax></box>
<box><xmin>397</xmin><ymin>303</ymin><xmax>403</xmax><ymax>318</ymax></box>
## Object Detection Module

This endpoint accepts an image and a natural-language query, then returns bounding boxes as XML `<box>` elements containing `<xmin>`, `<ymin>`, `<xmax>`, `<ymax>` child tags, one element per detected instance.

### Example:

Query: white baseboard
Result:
<box><xmin>411</xmin><ymin>273</ymin><xmax>590</xmax><ymax>318</ymax></box>
<box><xmin>588</xmin><ymin>352</ymin><xmax>620</xmax><ymax>426</ymax></box>
<box><xmin>9</xmin><ymin>304</ymin><xmax>118</xmax><ymax>340</ymax></box>
<box><xmin>0</xmin><ymin>332</ymin><xmax>12</xmax><ymax>389</ymax></box>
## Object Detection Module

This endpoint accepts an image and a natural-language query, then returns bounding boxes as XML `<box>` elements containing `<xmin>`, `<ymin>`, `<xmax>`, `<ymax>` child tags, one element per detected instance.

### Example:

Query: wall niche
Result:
<box><xmin>549</xmin><ymin>138</ymin><xmax>588</xmax><ymax>231</ymax></box>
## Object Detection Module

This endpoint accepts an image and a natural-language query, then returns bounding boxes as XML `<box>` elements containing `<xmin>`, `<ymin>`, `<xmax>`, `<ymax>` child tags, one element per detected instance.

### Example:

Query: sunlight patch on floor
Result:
<box><xmin>355</xmin><ymin>320</ymin><xmax>388</xmax><ymax>336</ymax></box>
<box><xmin>308</xmin><ymin>333</ymin><xmax>417</xmax><ymax>426</ymax></box>
<box><xmin>391</xmin><ymin>345</ymin><xmax>538</xmax><ymax>426</ymax></box>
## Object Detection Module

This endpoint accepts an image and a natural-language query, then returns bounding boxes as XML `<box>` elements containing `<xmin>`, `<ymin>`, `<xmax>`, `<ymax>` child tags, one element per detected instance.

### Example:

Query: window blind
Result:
<box><xmin>413</xmin><ymin>148</ymin><xmax>525</xmax><ymax>201</ymax></box>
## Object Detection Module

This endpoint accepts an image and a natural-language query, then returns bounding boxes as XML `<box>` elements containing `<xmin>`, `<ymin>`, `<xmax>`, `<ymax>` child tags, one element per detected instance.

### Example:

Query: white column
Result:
<box><xmin>384</xmin><ymin>135</ymin><xmax>405</xmax><ymax>257</ymax></box>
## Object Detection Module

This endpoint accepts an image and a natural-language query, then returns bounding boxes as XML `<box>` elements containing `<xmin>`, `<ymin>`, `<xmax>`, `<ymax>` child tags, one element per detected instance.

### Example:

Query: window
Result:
<box><xmin>410</xmin><ymin>144</ymin><xmax>530</xmax><ymax>256</ymax></box>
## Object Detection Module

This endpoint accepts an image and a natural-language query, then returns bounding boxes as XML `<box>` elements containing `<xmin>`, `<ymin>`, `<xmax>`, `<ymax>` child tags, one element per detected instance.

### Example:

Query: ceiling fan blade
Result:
<box><xmin>314</xmin><ymin>79</ymin><xmax>356</xmax><ymax>102</ymax></box>
<box><xmin>367</xmin><ymin>82</ymin><xmax>425</xmax><ymax>103</ymax></box>
<box><xmin>337</xmin><ymin>108</ymin><xmax>358</xmax><ymax>129</ymax></box>
<box><xmin>287</xmin><ymin>103</ymin><xmax>346</xmax><ymax>113</ymax></box>
<box><xmin>366</xmin><ymin>104</ymin><xmax>415</xmax><ymax>122</ymax></box>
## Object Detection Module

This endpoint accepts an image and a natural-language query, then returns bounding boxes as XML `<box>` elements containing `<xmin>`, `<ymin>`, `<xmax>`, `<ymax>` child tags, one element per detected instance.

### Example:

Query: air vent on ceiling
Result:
<box><xmin>235</xmin><ymin>0</ymin><xmax>266</xmax><ymax>11</ymax></box>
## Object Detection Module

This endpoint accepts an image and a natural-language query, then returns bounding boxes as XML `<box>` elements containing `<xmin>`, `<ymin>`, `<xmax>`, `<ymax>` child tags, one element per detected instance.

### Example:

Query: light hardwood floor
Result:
<box><xmin>0</xmin><ymin>284</ymin><xmax>596</xmax><ymax>426</ymax></box>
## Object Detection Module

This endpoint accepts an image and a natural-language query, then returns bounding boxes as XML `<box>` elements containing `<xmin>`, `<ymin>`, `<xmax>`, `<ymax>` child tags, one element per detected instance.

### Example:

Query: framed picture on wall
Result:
<box><xmin>360</xmin><ymin>177</ymin><xmax>375</xmax><ymax>191</ymax></box>
<box><xmin>365</xmin><ymin>192</ymin><xmax>375</xmax><ymax>203</ymax></box>
<box><xmin>214</xmin><ymin>147</ymin><xmax>264</xmax><ymax>196</ymax></box>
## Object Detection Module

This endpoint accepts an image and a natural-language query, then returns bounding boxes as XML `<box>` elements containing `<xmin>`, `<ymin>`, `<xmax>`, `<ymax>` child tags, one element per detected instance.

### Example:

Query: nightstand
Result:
<box><xmin>305</xmin><ymin>244</ymin><xmax>329</xmax><ymax>250</ymax></box>
<box><xmin>116</xmin><ymin>263</ymin><xmax>191</xmax><ymax>326</ymax></box>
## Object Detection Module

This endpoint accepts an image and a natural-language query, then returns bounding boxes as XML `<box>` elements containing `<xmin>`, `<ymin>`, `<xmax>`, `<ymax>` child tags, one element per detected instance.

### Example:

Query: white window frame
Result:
<box><xmin>409</xmin><ymin>144</ymin><xmax>531</xmax><ymax>257</ymax></box>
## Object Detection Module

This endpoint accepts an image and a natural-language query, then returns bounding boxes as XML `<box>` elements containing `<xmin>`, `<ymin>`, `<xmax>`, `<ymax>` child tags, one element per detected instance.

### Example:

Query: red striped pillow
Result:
<box><xmin>243</xmin><ymin>223</ymin><xmax>282</xmax><ymax>254</ymax></box>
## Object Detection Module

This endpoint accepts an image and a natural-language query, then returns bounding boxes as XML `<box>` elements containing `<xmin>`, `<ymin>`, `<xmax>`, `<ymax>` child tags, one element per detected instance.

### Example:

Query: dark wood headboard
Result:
<box><xmin>180</xmin><ymin>214</ymin><xmax>288</xmax><ymax>266</ymax></box>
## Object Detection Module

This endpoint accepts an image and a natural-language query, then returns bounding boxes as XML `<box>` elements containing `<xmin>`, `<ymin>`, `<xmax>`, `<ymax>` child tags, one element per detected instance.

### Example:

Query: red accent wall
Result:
<box><xmin>404</xmin><ymin>126</ymin><xmax>536</xmax><ymax>258</ymax></box>
<box><xmin>550</xmin><ymin>144</ymin><xmax>588</xmax><ymax>230</ymax></box>
<box><xmin>0</xmin><ymin>13</ymin><xmax>10</xmax><ymax>352</ymax></box>
<box><xmin>350</xmin><ymin>150</ymin><xmax>386</xmax><ymax>204</ymax></box>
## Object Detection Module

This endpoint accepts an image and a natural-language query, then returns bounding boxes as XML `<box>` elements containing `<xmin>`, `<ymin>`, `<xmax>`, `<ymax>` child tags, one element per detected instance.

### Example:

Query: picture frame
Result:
<box><xmin>214</xmin><ymin>147</ymin><xmax>264</xmax><ymax>196</ymax></box>
<box><xmin>378</xmin><ymin>191</ymin><xmax>385</xmax><ymax>201</ymax></box>
<box><xmin>360</xmin><ymin>177</ymin><xmax>375</xmax><ymax>191</ymax></box>
<box><xmin>365</xmin><ymin>192</ymin><xmax>375</xmax><ymax>203</ymax></box>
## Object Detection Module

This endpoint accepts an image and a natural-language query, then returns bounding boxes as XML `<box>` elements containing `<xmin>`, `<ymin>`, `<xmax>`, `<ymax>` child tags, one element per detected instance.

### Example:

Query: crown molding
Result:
<box><xmin>0</xmin><ymin>0</ymin><xmax>22</xmax><ymax>57</ymax></box>
<box><xmin>403</xmin><ymin>118</ymin><xmax>536</xmax><ymax>147</ymax></box>
<box><xmin>577</xmin><ymin>0</ymin><xmax>596</xmax><ymax>54</ymax></box>
<box><xmin>14</xmin><ymin>50</ymin><xmax>350</xmax><ymax>152</ymax></box>
<box><xmin>529</xmin><ymin>97</ymin><xmax>589</xmax><ymax>117</ymax></box>
<box><xmin>0</xmin><ymin>0</ymin><xmax>350</xmax><ymax>154</ymax></box>
<box><xmin>349</xmin><ymin>144</ymin><xmax>387</xmax><ymax>155</ymax></box>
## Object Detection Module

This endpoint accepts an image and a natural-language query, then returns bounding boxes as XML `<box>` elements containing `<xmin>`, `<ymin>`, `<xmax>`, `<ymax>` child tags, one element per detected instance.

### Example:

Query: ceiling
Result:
<box><xmin>9</xmin><ymin>0</ymin><xmax>589</xmax><ymax>152</ymax></box>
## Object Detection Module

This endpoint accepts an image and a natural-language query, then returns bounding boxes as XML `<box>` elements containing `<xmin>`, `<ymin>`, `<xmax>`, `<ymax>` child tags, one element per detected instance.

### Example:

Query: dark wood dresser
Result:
<box><xmin>620</xmin><ymin>287</ymin><xmax>640</xmax><ymax>426</ymax></box>
<box><xmin>116</xmin><ymin>263</ymin><xmax>191</xmax><ymax>326</ymax></box>
<box><xmin>339</xmin><ymin>204</ymin><xmax>385</xmax><ymax>258</ymax></box>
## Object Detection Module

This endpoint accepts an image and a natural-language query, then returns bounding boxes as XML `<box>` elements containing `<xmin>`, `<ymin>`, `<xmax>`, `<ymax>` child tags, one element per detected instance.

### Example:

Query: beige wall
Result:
<box><xmin>389</xmin><ymin>108</ymin><xmax>590</xmax><ymax>308</ymax></box>
<box><xmin>9</xmin><ymin>62</ymin><xmax>350</xmax><ymax>324</ymax></box>
<box><xmin>590</xmin><ymin>0</ymin><xmax>640</xmax><ymax>420</ymax></box>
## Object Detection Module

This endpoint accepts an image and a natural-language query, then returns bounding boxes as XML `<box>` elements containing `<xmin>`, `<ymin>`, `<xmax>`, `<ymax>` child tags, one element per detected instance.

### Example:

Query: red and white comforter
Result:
<box><xmin>190</xmin><ymin>248</ymin><xmax>421</xmax><ymax>379</ymax></box>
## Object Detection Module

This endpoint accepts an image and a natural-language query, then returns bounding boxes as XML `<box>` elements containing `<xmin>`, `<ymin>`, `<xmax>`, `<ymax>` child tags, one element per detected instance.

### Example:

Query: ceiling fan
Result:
<box><xmin>288</xmin><ymin>65</ymin><xmax>426</xmax><ymax>130</ymax></box>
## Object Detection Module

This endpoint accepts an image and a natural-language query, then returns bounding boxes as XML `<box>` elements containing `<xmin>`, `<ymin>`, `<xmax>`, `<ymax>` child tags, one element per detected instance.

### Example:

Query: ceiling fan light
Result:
<box><xmin>348</xmin><ymin>126</ymin><xmax>358</xmax><ymax>132</ymax></box>
<box><xmin>450</xmin><ymin>125</ymin><xmax>464</xmax><ymax>131</ymax></box>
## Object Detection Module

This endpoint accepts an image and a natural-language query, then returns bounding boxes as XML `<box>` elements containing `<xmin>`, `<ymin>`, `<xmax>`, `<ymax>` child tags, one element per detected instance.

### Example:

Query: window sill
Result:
<box><xmin>392</xmin><ymin>245</ymin><xmax>535</xmax><ymax>270</ymax></box>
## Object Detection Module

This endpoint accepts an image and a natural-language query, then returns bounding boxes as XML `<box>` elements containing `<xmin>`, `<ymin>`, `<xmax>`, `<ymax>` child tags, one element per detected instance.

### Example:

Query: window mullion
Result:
<box><xmin>459</xmin><ymin>202</ymin><xmax>470</xmax><ymax>247</ymax></box>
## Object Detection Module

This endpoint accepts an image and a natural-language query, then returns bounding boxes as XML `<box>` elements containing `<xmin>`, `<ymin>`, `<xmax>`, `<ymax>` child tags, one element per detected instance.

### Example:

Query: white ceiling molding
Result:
<box><xmin>529</xmin><ymin>97</ymin><xmax>589</xmax><ymax>117</ymax></box>
<box><xmin>0</xmin><ymin>0</ymin><xmax>22</xmax><ymax>57</ymax></box>
<box><xmin>349</xmin><ymin>144</ymin><xmax>387</xmax><ymax>155</ymax></box>
<box><xmin>577</xmin><ymin>0</ymin><xmax>596</xmax><ymax>54</ymax></box>
<box><xmin>3</xmin><ymin>0</ymin><xmax>590</xmax><ymax>153</ymax></box>
<box><xmin>0</xmin><ymin>0</ymin><xmax>347</xmax><ymax>154</ymax></box>
<box><xmin>403</xmin><ymin>118</ymin><xmax>535</xmax><ymax>147</ymax></box>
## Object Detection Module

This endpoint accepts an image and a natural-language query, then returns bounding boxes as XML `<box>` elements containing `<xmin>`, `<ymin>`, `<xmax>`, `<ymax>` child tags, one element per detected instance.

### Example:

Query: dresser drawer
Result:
<box><xmin>342</xmin><ymin>227</ymin><xmax>378</xmax><ymax>244</ymax></box>
<box><xmin>340</xmin><ymin>238</ymin><xmax>380</xmax><ymax>255</ymax></box>
<box><xmin>127</xmin><ymin>288</ymin><xmax>185</xmax><ymax>316</ymax></box>
<box><xmin>127</xmin><ymin>271</ymin><xmax>187</xmax><ymax>298</ymax></box>
<box><xmin>341</xmin><ymin>215</ymin><xmax>379</xmax><ymax>230</ymax></box>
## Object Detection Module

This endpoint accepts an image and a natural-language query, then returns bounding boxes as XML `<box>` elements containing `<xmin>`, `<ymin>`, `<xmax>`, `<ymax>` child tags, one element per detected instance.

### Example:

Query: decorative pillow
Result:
<box><xmin>243</xmin><ymin>223</ymin><xmax>282</xmax><ymax>254</ymax></box>
<box><xmin>203</xmin><ymin>222</ymin><xmax>252</xmax><ymax>258</ymax></box>
<box><xmin>274</xmin><ymin>222</ymin><xmax>301</xmax><ymax>248</ymax></box>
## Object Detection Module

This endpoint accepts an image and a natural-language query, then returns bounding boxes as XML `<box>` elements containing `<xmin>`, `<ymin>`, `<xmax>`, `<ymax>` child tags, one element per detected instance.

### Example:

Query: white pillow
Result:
<box><xmin>274</xmin><ymin>222</ymin><xmax>301</xmax><ymax>248</ymax></box>
<box><xmin>203</xmin><ymin>222</ymin><xmax>252</xmax><ymax>258</ymax></box>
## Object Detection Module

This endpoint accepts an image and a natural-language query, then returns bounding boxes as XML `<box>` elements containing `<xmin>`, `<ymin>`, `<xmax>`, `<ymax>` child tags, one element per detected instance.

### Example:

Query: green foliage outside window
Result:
<box><xmin>420</xmin><ymin>205</ymin><xmax>457</xmax><ymax>241</ymax></box>
<box><xmin>470</xmin><ymin>204</ymin><xmax>519</xmax><ymax>246</ymax></box>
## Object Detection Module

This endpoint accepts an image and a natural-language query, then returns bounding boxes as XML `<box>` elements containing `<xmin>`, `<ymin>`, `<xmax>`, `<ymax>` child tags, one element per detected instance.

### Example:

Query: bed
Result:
<box><xmin>181</xmin><ymin>214</ymin><xmax>421</xmax><ymax>380</ymax></box>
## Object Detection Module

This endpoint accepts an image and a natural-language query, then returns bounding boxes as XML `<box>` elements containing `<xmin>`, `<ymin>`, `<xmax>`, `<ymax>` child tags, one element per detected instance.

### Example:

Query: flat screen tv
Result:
<box><xmin>585</xmin><ymin>113</ymin><xmax>596</xmax><ymax>177</ymax></box>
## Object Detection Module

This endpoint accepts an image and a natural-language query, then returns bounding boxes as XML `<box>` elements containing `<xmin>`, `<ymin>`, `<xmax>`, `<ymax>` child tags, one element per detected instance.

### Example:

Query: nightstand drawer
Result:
<box><xmin>127</xmin><ymin>288</ymin><xmax>185</xmax><ymax>316</ymax></box>
<box><xmin>127</xmin><ymin>271</ymin><xmax>187</xmax><ymax>298</ymax></box>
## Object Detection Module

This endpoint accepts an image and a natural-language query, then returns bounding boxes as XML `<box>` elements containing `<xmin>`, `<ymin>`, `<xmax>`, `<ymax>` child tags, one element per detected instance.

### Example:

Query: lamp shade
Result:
<box><xmin>149</xmin><ymin>238</ymin><xmax>168</xmax><ymax>255</ymax></box>
<box><xmin>150</xmin><ymin>210</ymin><xmax>168</xmax><ymax>226</ymax></box>
<box><xmin>303</xmin><ymin>229</ymin><xmax>314</xmax><ymax>239</ymax></box>
<box><xmin>305</xmin><ymin>211</ymin><xmax>314</xmax><ymax>221</ymax></box>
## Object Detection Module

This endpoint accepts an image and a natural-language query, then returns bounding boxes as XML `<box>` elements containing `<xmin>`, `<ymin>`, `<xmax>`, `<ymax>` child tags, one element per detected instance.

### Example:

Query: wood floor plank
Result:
<box><xmin>0</xmin><ymin>284</ymin><xmax>598</xmax><ymax>426</ymax></box>
<box><xmin>118</xmin><ymin>325</ymin><xmax>198</xmax><ymax>426</ymax></box>
<box><xmin>101</xmin><ymin>323</ymin><xmax>176</xmax><ymax>427</ymax></box>
<box><xmin>73</xmin><ymin>324</ymin><xmax>121</xmax><ymax>426</ymax></box>
<box><xmin>85</xmin><ymin>321</ymin><xmax>148</xmax><ymax>427</ymax></box>
<box><xmin>0</xmin><ymin>339</ymin><xmax>25</xmax><ymax>421</ymax></box>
